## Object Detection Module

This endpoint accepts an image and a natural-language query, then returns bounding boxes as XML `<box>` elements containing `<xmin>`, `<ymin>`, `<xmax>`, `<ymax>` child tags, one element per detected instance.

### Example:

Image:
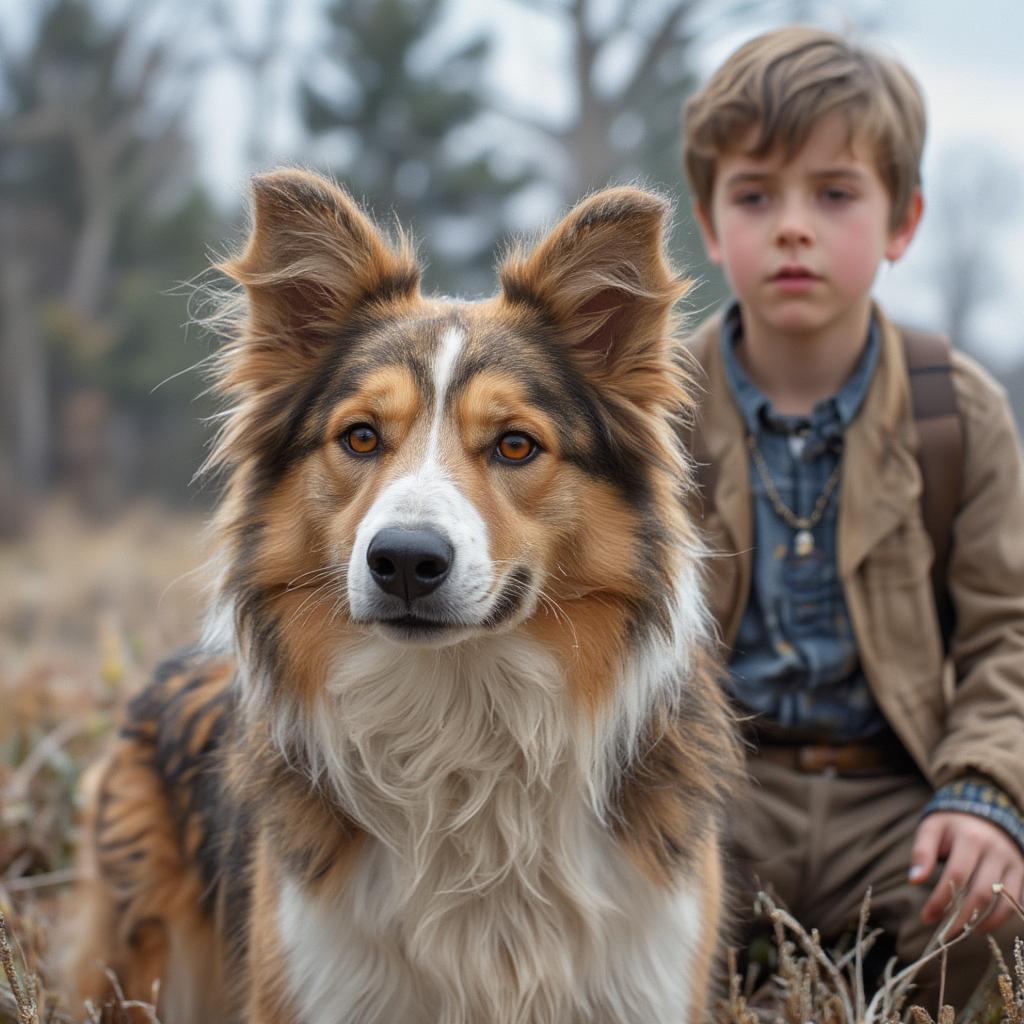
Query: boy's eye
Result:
<box><xmin>821</xmin><ymin>187</ymin><xmax>855</xmax><ymax>204</ymax></box>
<box><xmin>342</xmin><ymin>424</ymin><xmax>380</xmax><ymax>456</ymax></box>
<box><xmin>495</xmin><ymin>432</ymin><xmax>539</xmax><ymax>464</ymax></box>
<box><xmin>735</xmin><ymin>191</ymin><xmax>768</xmax><ymax>207</ymax></box>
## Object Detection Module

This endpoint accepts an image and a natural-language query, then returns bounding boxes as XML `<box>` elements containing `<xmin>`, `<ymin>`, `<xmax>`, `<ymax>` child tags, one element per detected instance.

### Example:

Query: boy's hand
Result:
<box><xmin>910</xmin><ymin>812</ymin><xmax>1024</xmax><ymax>934</ymax></box>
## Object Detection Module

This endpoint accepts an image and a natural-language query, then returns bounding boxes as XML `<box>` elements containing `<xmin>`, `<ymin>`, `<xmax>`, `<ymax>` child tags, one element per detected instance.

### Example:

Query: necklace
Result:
<box><xmin>745</xmin><ymin>433</ymin><xmax>842</xmax><ymax>556</ymax></box>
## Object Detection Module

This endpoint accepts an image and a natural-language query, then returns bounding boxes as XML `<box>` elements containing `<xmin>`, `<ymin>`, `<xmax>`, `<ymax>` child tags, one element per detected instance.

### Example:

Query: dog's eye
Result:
<box><xmin>343</xmin><ymin>424</ymin><xmax>380</xmax><ymax>456</ymax></box>
<box><xmin>495</xmin><ymin>432</ymin><xmax>538</xmax><ymax>464</ymax></box>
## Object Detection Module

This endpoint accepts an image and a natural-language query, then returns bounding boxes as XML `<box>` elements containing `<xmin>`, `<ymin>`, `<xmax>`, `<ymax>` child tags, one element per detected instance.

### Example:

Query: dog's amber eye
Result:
<box><xmin>343</xmin><ymin>424</ymin><xmax>380</xmax><ymax>456</ymax></box>
<box><xmin>496</xmin><ymin>432</ymin><xmax>538</xmax><ymax>464</ymax></box>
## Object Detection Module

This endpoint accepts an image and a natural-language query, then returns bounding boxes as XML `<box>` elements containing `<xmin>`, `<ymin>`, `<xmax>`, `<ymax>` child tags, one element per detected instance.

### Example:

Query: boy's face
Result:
<box><xmin>695</xmin><ymin>114</ymin><xmax>922</xmax><ymax>338</ymax></box>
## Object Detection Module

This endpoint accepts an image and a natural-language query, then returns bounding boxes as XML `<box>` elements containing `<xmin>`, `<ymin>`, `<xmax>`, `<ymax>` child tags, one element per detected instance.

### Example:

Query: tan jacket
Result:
<box><xmin>686</xmin><ymin>308</ymin><xmax>1024</xmax><ymax>810</ymax></box>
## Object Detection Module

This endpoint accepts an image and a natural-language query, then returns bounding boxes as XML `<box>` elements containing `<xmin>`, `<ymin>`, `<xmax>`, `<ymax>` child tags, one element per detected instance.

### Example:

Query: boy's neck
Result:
<box><xmin>735</xmin><ymin>300</ymin><xmax>874</xmax><ymax>417</ymax></box>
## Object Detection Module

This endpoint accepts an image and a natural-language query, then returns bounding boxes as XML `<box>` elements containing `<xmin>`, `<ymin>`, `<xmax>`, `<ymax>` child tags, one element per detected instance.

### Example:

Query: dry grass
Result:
<box><xmin>1</xmin><ymin>502</ymin><xmax>1022</xmax><ymax>1023</ymax></box>
<box><xmin>716</xmin><ymin>889</ymin><xmax>1024</xmax><ymax>1024</ymax></box>
<box><xmin>0</xmin><ymin>501</ymin><xmax>206</xmax><ymax>1023</ymax></box>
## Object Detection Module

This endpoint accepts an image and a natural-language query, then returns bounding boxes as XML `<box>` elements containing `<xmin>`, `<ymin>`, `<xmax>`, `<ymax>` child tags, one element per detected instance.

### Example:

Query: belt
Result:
<box><xmin>752</xmin><ymin>737</ymin><xmax>916</xmax><ymax>776</ymax></box>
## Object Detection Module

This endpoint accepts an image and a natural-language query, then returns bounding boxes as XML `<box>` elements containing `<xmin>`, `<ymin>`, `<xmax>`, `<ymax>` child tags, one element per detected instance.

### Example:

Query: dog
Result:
<box><xmin>66</xmin><ymin>169</ymin><xmax>740</xmax><ymax>1024</ymax></box>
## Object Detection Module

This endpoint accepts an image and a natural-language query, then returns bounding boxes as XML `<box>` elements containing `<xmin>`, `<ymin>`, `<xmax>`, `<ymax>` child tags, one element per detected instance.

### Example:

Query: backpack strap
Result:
<box><xmin>900</xmin><ymin>326</ymin><xmax>964</xmax><ymax>647</ymax></box>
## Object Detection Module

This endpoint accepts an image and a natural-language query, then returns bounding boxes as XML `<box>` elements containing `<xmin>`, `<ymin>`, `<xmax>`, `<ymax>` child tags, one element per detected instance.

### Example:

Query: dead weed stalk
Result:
<box><xmin>718</xmin><ymin>885</ymin><xmax>1024</xmax><ymax>1024</ymax></box>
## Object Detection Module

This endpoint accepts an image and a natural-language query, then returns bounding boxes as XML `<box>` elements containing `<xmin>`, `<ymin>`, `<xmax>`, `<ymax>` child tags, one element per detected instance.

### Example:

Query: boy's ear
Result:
<box><xmin>221</xmin><ymin>169</ymin><xmax>421</xmax><ymax>351</ymax></box>
<box><xmin>498</xmin><ymin>187</ymin><xmax>690</xmax><ymax>406</ymax></box>
<box><xmin>885</xmin><ymin>188</ymin><xmax>924</xmax><ymax>263</ymax></box>
<box><xmin>693</xmin><ymin>201</ymin><xmax>723</xmax><ymax>265</ymax></box>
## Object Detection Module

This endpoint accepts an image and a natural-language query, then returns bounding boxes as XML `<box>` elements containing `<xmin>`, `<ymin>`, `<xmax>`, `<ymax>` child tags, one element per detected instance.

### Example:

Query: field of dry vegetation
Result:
<box><xmin>0</xmin><ymin>502</ymin><xmax>207</xmax><ymax>1022</ymax></box>
<box><xmin>0</xmin><ymin>503</ymin><xmax>1022</xmax><ymax>1023</ymax></box>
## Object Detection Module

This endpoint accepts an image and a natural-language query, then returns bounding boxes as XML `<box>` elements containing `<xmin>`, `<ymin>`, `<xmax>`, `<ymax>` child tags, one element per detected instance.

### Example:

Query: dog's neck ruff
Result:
<box><xmin>260</xmin><ymin>554</ymin><xmax>709</xmax><ymax>853</ymax></box>
<box><xmin>266</xmin><ymin>592</ymin><xmax>708</xmax><ymax>1024</ymax></box>
<box><xmin>215</xmin><ymin>550</ymin><xmax>712</xmax><ymax>1022</ymax></box>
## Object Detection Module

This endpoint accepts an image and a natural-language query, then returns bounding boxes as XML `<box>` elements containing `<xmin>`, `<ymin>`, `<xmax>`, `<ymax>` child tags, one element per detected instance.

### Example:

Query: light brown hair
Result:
<box><xmin>683</xmin><ymin>26</ymin><xmax>926</xmax><ymax>228</ymax></box>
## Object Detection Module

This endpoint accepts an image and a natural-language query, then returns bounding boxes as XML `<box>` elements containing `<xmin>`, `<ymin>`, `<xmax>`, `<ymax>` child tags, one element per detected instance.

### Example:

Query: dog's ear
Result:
<box><xmin>222</xmin><ymin>169</ymin><xmax>420</xmax><ymax>348</ymax></box>
<box><xmin>498</xmin><ymin>188</ymin><xmax>690</xmax><ymax>404</ymax></box>
<box><xmin>206</xmin><ymin>171</ymin><xmax>420</xmax><ymax>474</ymax></box>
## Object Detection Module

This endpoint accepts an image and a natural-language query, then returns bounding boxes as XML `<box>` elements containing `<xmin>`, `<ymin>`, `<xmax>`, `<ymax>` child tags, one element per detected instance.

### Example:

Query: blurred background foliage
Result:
<box><xmin>0</xmin><ymin>0</ymin><xmax>1022</xmax><ymax>537</ymax></box>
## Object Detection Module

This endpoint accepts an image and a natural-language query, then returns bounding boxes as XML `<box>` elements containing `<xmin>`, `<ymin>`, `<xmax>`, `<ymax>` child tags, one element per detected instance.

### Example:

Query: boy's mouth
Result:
<box><xmin>770</xmin><ymin>265</ymin><xmax>821</xmax><ymax>292</ymax></box>
<box><xmin>771</xmin><ymin>264</ymin><xmax>819</xmax><ymax>281</ymax></box>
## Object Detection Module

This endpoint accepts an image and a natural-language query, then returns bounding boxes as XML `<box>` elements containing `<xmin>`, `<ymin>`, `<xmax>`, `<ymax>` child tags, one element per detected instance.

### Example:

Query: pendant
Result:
<box><xmin>794</xmin><ymin>529</ymin><xmax>815</xmax><ymax>557</ymax></box>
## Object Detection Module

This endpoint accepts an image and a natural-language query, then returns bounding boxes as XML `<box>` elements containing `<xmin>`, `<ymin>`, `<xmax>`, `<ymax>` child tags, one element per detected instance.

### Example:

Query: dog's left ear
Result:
<box><xmin>499</xmin><ymin>188</ymin><xmax>689</xmax><ymax>403</ymax></box>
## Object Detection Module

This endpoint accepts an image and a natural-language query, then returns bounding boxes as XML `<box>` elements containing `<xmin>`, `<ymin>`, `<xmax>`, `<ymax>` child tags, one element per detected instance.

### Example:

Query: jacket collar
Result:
<box><xmin>692</xmin><ymin>304</ymin><xmax>919</xmax><ymax>581</ymax></box>
<box><xmin>837</xmin><ymin>305</ymin><xmax>919</xmax><ymax>577</ymax></box>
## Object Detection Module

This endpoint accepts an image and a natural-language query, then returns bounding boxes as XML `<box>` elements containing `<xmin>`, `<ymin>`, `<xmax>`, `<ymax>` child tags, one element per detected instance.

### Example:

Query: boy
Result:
<box><xmin>682</xmin><ymin>26</ymin><xmax>1024</xmax><ymax>1001</ymax></box>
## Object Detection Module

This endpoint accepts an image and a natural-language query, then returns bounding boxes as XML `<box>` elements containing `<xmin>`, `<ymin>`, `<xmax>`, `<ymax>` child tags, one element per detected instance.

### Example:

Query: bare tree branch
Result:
<box><xmin>615</xmin><ymin>2</ymin><xmax>698</xmax><ymax>116</ymax></box>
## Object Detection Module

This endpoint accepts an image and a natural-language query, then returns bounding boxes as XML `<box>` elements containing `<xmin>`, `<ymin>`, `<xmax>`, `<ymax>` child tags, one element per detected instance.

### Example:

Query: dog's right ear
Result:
<box><xmin>221</xmin><ymin>169</ymin><xmax>421</xmax><ymax>349</ymax></box>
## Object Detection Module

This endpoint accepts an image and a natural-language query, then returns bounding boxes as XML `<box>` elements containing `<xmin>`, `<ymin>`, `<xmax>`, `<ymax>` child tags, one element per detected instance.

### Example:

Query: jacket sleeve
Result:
<box><xmin>930</xmin><ymin>354</ymin><xmax>1024</xmax><ymax>811</ymax></box>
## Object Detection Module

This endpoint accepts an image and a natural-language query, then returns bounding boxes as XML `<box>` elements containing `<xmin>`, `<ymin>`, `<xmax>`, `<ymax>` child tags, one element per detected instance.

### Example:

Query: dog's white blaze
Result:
<box><xmin>425</xmin><ymin>324</ymin><xmax>466</xmax><ymax>458</ymax></box>
<box><xmin>342</xmin><ymin>323</ymin><xmax>518</xmax><ymax>630</ymax></box>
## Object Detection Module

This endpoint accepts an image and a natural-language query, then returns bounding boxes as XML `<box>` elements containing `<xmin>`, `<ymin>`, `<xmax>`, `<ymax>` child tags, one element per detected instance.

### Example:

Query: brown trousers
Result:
<box><xmin>727</xmin><ymin>756</ymin><xmax>1021</xmax><ymax>1008</ymax></box>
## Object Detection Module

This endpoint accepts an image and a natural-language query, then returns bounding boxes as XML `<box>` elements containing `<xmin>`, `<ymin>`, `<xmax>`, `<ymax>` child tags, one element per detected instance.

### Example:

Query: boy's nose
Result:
<box><xmin>774</xmin><ymin>201</ymin><xmax>813</xmax><ymax>247</ymax></box>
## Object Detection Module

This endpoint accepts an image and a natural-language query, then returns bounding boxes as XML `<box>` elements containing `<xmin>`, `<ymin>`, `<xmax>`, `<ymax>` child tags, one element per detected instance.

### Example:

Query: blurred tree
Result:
<box><xmin>208</xmin><ymin>0</ymin><xmax>289</xmax><ymax>170</ymax></box>
<box><xmin>0</xmin><ymin>0</ymin><xmax>220</xmax><ymax>523</ymax></box>
<box><xmin>300</xmin><ymin>0</ymin><xmax>533</xmax><ymax>295</ymax></box>
<box><xmin>926</xmin><ymin>146</ymin><xmax>1024</xmax><ymax>433</ymax></box>
<box><xmin>503</xmin><ymin>0</ymin><xmax>743</xmax><ymax>312</ymax></box>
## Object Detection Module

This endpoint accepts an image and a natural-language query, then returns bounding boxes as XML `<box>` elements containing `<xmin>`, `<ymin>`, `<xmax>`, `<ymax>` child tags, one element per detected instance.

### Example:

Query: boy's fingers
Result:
<box><xmin>920</xmin><ymin>840</ymin><xmax>977</xmax><ymax>926</ymax></box>
<box><xmin>909</xmin><ymin>815</ymin><xmax>947</xmax><ymax>883</ymax></box>
<box><xmin>954</xmin><ymin>853</ymin><xmax>1002</xmax><ymax>934</ymax></box>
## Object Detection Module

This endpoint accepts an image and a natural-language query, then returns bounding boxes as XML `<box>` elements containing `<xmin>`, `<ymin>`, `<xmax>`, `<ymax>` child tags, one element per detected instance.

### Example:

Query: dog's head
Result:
<box><xmin>208</xmin><ymin>169</ymin><xmax>700</xmax><ymax>711</ymax></box>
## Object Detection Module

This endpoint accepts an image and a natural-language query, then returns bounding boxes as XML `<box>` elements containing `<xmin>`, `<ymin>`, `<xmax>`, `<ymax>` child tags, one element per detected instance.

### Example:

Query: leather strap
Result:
<box><xmin>901</xmin><ymin>326</ymin><xmax>963</xmax><ymax>647</ymax></box>
<box><xmin>753</xmin><ymin>737</ymin><xmax>917</xmax><ymax>775</ymax></box>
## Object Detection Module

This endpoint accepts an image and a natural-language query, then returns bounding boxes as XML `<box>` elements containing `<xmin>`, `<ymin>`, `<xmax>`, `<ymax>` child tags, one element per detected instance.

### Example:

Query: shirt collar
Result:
<box><xmin>721</xmin><ymin>301</ymin><xmax>880</xmax><ymax>437</ymax></box>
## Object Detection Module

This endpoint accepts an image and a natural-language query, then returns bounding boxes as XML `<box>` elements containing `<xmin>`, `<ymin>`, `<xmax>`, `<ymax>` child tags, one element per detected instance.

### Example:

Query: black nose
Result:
<box><xmin>367</xmin><ymin>528</ymin><xmax>453</xmax><ymax>601</ymax></box>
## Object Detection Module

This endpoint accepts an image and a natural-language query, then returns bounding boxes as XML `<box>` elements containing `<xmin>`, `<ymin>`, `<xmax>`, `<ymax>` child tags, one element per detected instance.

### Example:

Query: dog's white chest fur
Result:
<box><xmin>273</xmin><ymin>636</ymin><xmax>705</xmax><ymax>1024</ymax></box>
<box><xmin>278</xmin><ymin>828</ymin><xmax>703</xmax><ymax>1024</ymax></box>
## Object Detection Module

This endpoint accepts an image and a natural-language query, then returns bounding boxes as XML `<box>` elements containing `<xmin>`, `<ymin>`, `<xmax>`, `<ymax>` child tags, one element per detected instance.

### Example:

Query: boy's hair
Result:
<box><xmin>683</xmin><ymin>26</ymin><xmax>926</xmax><ymax>229</ymax></box>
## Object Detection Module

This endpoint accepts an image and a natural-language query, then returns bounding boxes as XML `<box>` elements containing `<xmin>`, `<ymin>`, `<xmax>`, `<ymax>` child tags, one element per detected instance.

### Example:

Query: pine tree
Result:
<box><xmin>300</xmin><ymin>0</ymin><xmax>531</xmax><ymax>295</ymax></box>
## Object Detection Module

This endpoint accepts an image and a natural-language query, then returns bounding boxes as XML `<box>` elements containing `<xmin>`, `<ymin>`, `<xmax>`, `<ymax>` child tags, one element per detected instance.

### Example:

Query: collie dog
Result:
<box><xmin>67</xmin><ymin>170</ymin><xmax>739</xmax><ymax>1023</ymax></box>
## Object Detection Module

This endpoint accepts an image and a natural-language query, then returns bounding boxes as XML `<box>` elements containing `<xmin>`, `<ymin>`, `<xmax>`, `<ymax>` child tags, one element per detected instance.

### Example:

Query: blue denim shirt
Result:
<box><xmin>721</xmin><ymin>304</ymin><xmax>887</xmax><ymax>741</ymax></box>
